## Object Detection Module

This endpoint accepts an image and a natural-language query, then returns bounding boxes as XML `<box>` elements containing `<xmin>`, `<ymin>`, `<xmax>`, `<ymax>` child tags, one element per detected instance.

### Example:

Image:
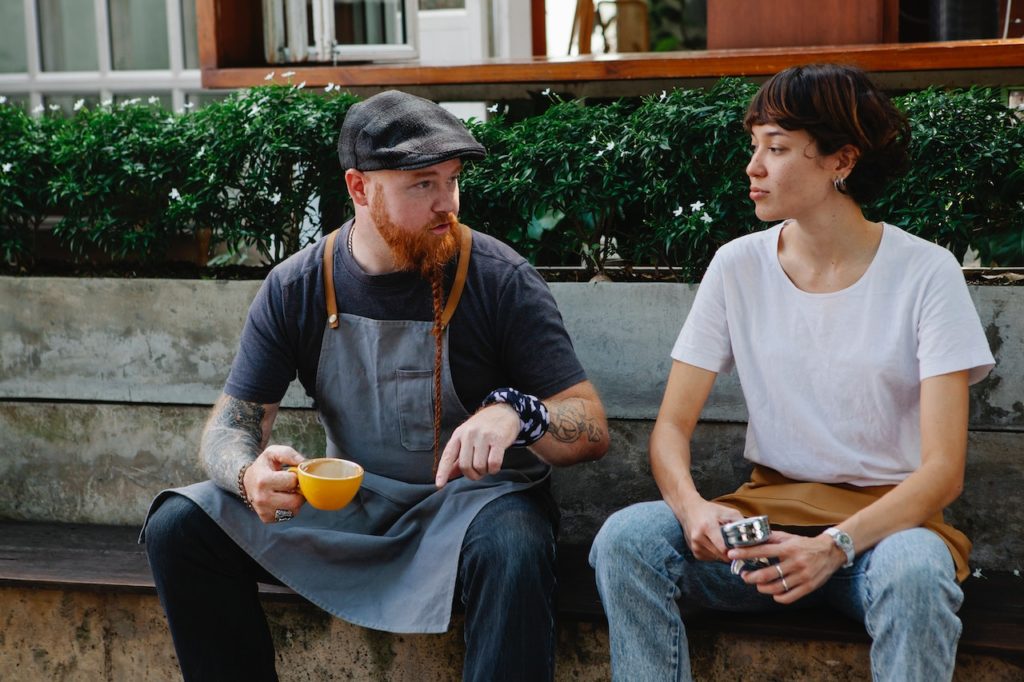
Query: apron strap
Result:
<box><xmin>323</xmin><ymin>228</ymin><xmax>341</xmax><ymax>329</ymax></box>
<box><xmin>321</xmin><ymin>221</ymin><xmax>472</xmax><ymax>331</ymax></box>
<box><xmin>441</xmin><ymin>222</ymin><xmax>473</xmax><ymax>329</ymax></box>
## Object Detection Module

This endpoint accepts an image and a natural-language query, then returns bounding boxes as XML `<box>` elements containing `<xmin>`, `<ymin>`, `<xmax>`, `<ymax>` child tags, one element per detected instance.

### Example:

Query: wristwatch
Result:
<box><xmin>824</xmin><ymin>527</ymin><xmax>855</xmax><ymax>568</ymax></box>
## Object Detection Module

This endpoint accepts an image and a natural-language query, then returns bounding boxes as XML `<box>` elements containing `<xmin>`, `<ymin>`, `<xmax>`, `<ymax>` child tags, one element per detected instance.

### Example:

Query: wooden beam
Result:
<box><xmin>202</xmin><ymin>39</ymin><xmax>1024</xmax><ymax>96</ymax></box>
<box><xmin>531</xmin><ymin>0</ymin><xmax>546</xmax><ymax>57</ymax></box>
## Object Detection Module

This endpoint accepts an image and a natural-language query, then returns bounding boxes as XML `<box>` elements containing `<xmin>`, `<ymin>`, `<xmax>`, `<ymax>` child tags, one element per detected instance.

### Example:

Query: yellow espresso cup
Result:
<box><xmin>290</xmin><ymin>458</ymin><xmax>364</xmax><ymax>511</ymax></box>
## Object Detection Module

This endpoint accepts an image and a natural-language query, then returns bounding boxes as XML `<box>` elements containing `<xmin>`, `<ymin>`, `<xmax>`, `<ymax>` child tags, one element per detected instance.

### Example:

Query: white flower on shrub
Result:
<box><xmin>673</xmin><ymin>206</ymin><xmax>683</xmax><ymax>217</ymax></box>
<box><xmin>487</xmin><ymin>103</ymin><xmax>499</xmax><ymax>113</ymax></box>
<box><xmin>2</xmin><ymin>163</ymin><xmax>13</xmax><ymax>173</ymax></box>
<box><xmin>1015</xmin><ymin>569</ymin><xmax>1021</xmax><ymax>577</ymax></box>
<box><xmin>73</xmin><ymin>99</ymin><xmax>85</xmax><ymax>111</ymax></box>
<box><xmin>700</xmin><ymin>212</ymin><xmax>712</xmax><ymax>224</ymax></box>
<box><xmin>282</xmin><ymin>70</ymin><xmax>296</xmax><ymax>77</ymax></box>
<box><xmin>48</xmin><ymin>104</ymin><xmax>60</xmax><ymax>111</ymax></box>
<box><xmin>296</xmin><ymin>81</ymin><xmax>306</xmax><ymax>89</ymax></box>
<box><xmin>183</xmin><ymin>102</ymin><xmax>194</xmax><ymax>109</ymax></box>
<box><xmin>169</xmin><ymin>188</ymin><xmax>181</xmax><ymax>201</ymax></box>
<box><xmin>32</xmin><ymin>104</ymin><xmax>44</xmax><ymax>113</ymax></box>
<box><xmin>541</xmin><ymin>88</ymin><xmax>551</xmax><ymax>96</ymax></box>
<box><xmin>0</xmin><ymin>96</ymin><xmax>6</xmax><ymax>104</ymax></box>
<box><xmin>102</xmin><ymin>99</ymin><xmax>113</xmax><ymax>107</ymax></box>
<box><xmin>148</xmin><ymin>96</ymin><xmax>159</xmax><ymax>104</ymax></box>
<box><xmin>690</xmin><ymin>200</ymin><xmax>704</xmax><ymax>211</ymax></box>
<box><xmin>197</xmin><ymin>146</ymin><xmax>205</xmax><ymax>158</ymax></box>
<box><xmin>270</xmin><ymin>192</ymin><xmax>281</xmax><ymax>205</ymax></box>
<box><xmin>659</xmin><ymin>90</ymin><xmax>667</xmax><ymax>102</ymax></box>
<box><xmin>972</xmin><ymin>568</ymin><xmax>984</xmax><ymax>579</ymax></box>
<box><xmin>325</xmin><ymin>83</ymin><xmax>336</xmax><ymax>92</ymax></box>
<box><xmin>265</xmin><ymin>71</ymin><xmax>275</xmax><ymax>81</ymax></box>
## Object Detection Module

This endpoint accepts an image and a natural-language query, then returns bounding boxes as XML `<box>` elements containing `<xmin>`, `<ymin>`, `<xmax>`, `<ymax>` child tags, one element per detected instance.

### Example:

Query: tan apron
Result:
<box><xmin>714</xmin><ymin>465</ymin><xmax>971</xmax><ymax>582</ymax></box>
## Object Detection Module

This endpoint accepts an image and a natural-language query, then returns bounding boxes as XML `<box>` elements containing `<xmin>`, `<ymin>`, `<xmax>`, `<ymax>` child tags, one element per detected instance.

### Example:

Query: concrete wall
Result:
<box><xmin>1</xmin><ymin>277</ymin><xmax>1022</xmax><ymax>568</ymax></box>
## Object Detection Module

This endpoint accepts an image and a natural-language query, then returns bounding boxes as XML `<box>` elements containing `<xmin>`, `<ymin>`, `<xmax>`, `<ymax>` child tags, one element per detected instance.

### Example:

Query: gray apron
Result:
<box><xmin>144</xmin><ymin>223</ymin><xmax>548</xmax><ymax>633</ymax></box>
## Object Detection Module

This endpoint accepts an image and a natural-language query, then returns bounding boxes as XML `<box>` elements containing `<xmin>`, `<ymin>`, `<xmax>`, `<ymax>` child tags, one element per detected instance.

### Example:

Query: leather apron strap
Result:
<box><xmin>324</xmin><ymin>229</ymin><xmax>341</xmax><ymax>329</ymax></box>
<box><xmin>322</xmin><ymin>222</ymin><xmax>473</xmax><ymax>330</ymax></box>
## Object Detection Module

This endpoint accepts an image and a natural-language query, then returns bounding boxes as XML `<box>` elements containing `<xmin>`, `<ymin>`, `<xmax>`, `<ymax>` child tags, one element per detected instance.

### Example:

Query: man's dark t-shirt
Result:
<box><xmin>225</xmin><ymin>220</ymin><xmax>587</xmax><ymax>411</ymax></box>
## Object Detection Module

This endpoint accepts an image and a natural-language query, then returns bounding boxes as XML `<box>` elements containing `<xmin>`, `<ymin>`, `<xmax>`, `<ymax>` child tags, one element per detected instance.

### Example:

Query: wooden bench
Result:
<box><xmin>3</xmin><ymin>520</ymin><xmax>1021</xmax><ymax>668</ymax></box>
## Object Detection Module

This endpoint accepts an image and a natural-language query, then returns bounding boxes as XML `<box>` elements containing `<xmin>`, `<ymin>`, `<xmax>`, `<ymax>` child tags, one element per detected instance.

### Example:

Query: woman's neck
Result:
<box><xmin>777</xmin><ymin>203</ymin><xmax>883</xmax><ymax>293</ymax></box>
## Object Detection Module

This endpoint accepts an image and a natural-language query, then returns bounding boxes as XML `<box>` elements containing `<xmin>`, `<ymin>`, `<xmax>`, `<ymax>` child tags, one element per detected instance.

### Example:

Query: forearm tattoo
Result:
<box><xmin>200</xmin><ymin>396</ymin><xmax>266</xmax><ymax>493</ymax></box>
<box><xmin>547</xmin><ymin>398</ymin><xmax>604</xmax><ymax>444</ymax></box>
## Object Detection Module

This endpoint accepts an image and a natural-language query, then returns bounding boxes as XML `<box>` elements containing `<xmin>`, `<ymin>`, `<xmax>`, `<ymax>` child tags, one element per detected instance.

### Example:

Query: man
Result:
<box><xmin>143</xmin><ymin>90</ymin><xmax>609</xmax><ymax>681</ymax></box>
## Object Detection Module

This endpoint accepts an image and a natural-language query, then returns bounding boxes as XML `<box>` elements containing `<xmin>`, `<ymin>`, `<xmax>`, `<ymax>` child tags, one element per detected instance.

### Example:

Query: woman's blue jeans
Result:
<box><xmin>145</xmin><ymin>488</ymin><xmax>558</xmax><ymax>682</ymax></box>
<box><xmin>589</xmin><ymin>501</ymin><xmax>964</xmax><ymax>682</ymax></box>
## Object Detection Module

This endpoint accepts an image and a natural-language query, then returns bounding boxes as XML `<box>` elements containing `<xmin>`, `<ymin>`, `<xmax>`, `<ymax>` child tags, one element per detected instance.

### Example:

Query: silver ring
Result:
<box><xmin>781</xmin><ymin>577</ymin><xmax>790</xmax><ymax>592</ymax></box>
<box><xmin>774</xmin><ymin>564</ymin><xmax>785</xmax><ymax>580</ymax></box>
<box><xmin>274</xmin><ymin>509</ymin><xmax>293</xmax><ymax>523</ymax></box>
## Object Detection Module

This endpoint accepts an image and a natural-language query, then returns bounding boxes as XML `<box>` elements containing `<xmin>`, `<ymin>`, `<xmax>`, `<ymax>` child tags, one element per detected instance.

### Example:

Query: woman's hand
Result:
<box><xmin>728</xmin><ymin>529</ymin><xmax>846</xmax><ymax>603</ymax></box>
<box><xmin>678</xmin><ymin>500</ymin><xmax>745</xmax><ymax>563</ymax></box>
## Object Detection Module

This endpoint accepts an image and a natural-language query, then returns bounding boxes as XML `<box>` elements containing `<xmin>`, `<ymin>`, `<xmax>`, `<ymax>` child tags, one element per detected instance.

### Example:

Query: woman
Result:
<box><xmin>590</xmin><ymin>63</ymin><xmax>995</xmax><ymax>681</ymax></box>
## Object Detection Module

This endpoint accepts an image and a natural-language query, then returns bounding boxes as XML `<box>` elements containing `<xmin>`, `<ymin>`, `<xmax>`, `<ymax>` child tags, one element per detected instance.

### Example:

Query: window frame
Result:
<box><xmin>0</xmin><ymin>0</ymin><xmax>201</xmax><ymax>112</ymax></box>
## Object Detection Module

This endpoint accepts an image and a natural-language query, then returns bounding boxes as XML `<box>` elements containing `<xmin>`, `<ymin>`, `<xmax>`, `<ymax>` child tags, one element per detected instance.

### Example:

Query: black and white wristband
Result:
<box><xmin>481</xmin><ymin>387</ymin><xmax>550</xmax><ymax>446</ymax></box>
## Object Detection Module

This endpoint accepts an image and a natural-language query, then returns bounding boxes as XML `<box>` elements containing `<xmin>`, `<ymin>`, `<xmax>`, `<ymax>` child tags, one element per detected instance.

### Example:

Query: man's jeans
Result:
<box><xmin>145</xmin><ymin>489</ymin><xmax>558</xmax><ymax>682</ymax></box>
<box><xmin>589</xmin><ymin>501</ymin><xmax>963</xmax><ymax>682</ymax></box>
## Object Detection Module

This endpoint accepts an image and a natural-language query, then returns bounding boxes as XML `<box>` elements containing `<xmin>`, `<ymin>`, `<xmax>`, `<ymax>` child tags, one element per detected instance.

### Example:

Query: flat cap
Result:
<box><xmin>338</xmin><ymin>90</ymin><xmax>486</xmax><ymax>171</ymax></box>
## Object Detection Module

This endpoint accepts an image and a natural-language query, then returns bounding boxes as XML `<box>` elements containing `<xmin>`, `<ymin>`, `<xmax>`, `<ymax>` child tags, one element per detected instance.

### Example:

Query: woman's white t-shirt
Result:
<box><xmin>671</xmin><ymin>222</ymin><xmax>995</xmax><ymax>486</ymax></box>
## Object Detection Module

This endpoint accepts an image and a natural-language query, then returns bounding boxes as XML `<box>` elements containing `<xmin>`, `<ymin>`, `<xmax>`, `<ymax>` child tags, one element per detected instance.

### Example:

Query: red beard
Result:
<box><xmin>370</xmin><ymin>191</ymin><xmax>458</xmax><ymax>279</ymax></box>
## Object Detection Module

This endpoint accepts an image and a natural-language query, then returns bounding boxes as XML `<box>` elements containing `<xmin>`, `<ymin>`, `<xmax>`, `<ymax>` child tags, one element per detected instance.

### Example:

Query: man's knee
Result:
<box><xmin>462</xmin><ymin>493</ymin><xmax>555</xmax><ymax>584</ymax></box>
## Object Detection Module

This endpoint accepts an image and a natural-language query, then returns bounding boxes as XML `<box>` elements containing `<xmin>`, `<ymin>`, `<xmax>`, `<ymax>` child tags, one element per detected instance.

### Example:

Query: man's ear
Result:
<box><xmin>345</xmin><ymin>169</ymin><xmax>371</xmax><ymax>207</ymax></box>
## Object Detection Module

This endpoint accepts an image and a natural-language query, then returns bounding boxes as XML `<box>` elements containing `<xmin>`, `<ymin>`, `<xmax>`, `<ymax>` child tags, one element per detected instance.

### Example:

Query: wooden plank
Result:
<box><xmin>202</xmin><ymin>39</ymin><xmax>1024</xmax><ymax>94</ymax></box>
<box><xmin>197</xmin><ymin>0</ymin><xmax>266</xmax><ymax>69</ymax></box>
<box><xmin>3</xmin><ymin>523</ymin><xmax>1017</xmax><ymax>658</ymax></box>
<box><xmin>556</xmin><ymin>542</ymin><xmax>1024</xmax><ymax>658</ymax></box>
<box><xmin>707</xmin><ymin>0</ymin><xmax>886</xmax><ymax>50</ymax></box>
<box><xmin>531</xmin><ymin>0</ymin><xmax>546</xmax><ymax>56</ymax></box>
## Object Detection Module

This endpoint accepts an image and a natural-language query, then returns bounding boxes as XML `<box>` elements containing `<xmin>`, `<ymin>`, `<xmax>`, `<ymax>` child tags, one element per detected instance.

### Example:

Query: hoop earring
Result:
<box><xmin>834</xmin><ymin>176</ymin><xmax>847</xmax><ymax>193</ymax></box>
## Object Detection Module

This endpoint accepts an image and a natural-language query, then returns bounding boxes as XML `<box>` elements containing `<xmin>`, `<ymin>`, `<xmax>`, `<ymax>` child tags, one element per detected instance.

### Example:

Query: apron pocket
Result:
<box><xmin>396</xmin><ymin>368</ymin><xmax>435</xmax><ymax>451</ymax></box>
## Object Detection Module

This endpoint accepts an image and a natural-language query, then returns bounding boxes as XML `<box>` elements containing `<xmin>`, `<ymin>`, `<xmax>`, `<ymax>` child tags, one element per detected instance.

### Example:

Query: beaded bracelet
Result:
<box><xmin>237</xmin><ymin>462</ymin><xmax>256</xmax><ymax>511</ymax></box>
<box><xmin>481</xmin><ymin>387</ymin><xmax>550</xmax><ymax>446</ymax></box>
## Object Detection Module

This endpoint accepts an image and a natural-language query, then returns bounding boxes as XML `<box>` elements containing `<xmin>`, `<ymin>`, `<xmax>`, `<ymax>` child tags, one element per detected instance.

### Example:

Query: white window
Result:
<box><xmin>0</xmin><ymin>0</ymin><xmax>202</xmax><ymax>113</ymax></box>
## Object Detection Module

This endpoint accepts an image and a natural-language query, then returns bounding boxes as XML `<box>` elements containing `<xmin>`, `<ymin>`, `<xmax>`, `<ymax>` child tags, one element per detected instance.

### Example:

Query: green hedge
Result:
<box><xmin>1</xmin><ymin>82</ymin><xmax>1022</xmax><ymax>275</ymax></box>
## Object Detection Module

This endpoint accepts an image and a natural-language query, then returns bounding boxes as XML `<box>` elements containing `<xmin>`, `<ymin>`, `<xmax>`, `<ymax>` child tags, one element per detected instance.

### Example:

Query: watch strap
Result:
<box><xmin>824</xmin><ymin>527</ymin><xmax>855</xmax><ymax>568</ymax></box>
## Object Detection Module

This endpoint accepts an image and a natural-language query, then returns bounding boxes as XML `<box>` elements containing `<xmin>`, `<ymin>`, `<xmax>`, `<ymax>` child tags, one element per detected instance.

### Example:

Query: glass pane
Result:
<box><xmin>419</xmin><ymin>0</ymin><xmax>465</xmax><ymax>8</ymax></box>
<box><xmin>0</xmin><ymin>95</ymin><xmax>30</xmax><ymax>111</ymax></box>
<box><xmin>182</xmin><ymin>0</ymin><xmax>200</xmax><ymax>69</ymax></box>
<box><xmin>113</xmin><ymin>93</ymin><xmax>172</xmax><ymax>109</ymax></box>
<box><xmin>38</xmin><ymin>0</ymin><xmax>99</xmax><ymax>71</ymax></box>
<box><xmin>187</xmin><ymin>91</ymin><xmax>232</xmax><ymax>109</ymax></box>
<box><xmin>335</xmin><ymin>0</ymin><xmax>408</xmax><ymax>45</ymax></box>
<box><xmin>42</xmin><ymin>94</ymin><xmax>102</xmax><ymax>115</ymax></box>
<box><xmin>0</xmin><ymin>2</ymin><xmax>28</xmax><ymax>72</ymax></box>
<box><xmin>110</xmin><ymin>0</ymin><xmax>170</xmax><ymax>70</ymax></box>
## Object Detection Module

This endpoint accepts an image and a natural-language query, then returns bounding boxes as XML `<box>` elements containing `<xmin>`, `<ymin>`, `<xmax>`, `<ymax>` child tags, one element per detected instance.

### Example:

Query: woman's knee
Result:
<box><xmin>590</xmin><ymin>501</ymin><xmax>682</xmax><ymax>570</ymax></box>
<box><xmin>866</xmin><ymin>528</ymin><xmax>962</xmax><ymax>611</ymax></box>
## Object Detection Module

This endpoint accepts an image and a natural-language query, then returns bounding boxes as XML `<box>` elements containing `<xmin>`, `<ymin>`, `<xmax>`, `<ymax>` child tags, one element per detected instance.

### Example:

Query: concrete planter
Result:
<box><xmin>1</xmin><ymin>276</ymin><xmax>1022</xmax><ymax>569</ymax></box>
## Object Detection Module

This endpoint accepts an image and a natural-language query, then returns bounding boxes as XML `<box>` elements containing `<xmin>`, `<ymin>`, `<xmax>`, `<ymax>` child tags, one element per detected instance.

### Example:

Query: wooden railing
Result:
<box><xmin>196</xmin><ymin>0</ymin><xmax>1024</xmax><ymax>99</ymax></box>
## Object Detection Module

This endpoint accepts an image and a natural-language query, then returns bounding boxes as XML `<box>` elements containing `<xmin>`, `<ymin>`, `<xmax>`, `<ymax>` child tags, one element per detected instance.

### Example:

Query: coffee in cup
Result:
<box><xmin>290</xmin><ymin>458</ymin><xmax>364</xmax><ymax>511</ymax></box>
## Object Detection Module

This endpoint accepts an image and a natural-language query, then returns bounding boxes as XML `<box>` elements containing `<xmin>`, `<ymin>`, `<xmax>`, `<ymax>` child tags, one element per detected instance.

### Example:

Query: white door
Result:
<box><xmin>417</xmin><ymin>0</ymin><xmax>531</xmax><ymax>119</ymax></box>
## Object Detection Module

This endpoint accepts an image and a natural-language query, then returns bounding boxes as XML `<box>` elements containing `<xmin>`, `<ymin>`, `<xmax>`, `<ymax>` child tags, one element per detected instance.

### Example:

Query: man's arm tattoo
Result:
<box><xmin>547</xmin><ymin>398</ymin><xmax>604</xmax><ymax>444</ymax></box>
<box><xmin>200</xmin><ymin>396</ymin><xmax>266</xmax><ymax>492</ymax></box>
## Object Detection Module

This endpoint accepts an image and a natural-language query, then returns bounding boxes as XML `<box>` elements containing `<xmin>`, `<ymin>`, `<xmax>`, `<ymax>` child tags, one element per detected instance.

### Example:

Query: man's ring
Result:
<box><xmin>774</xmin><ymin>564</ymin><xmax>785</xmax><ymax>580</ymax></box>
<box><xmin>781</xmin><ymin>577</ymin><xmax>790</xmax><ymax>592</ymax></box>
<box><xmin>274</xmin><ymin>509</ymin><xmax>293</xmax><ymax>522</ymax></box>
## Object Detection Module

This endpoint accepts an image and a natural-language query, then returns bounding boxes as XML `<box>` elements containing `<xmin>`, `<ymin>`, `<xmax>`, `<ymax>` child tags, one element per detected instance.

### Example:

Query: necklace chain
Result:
<box><xmin>347</xmin><ymin>223</ymin><xmax>355</xmax><ymax>255</ymax></box>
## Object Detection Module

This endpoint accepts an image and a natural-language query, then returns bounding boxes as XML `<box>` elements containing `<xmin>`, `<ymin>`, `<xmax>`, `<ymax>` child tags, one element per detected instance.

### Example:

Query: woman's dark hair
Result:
<box><xmin>744</xmin><ymin>63</ymin><xmax>910</xmax><ymax>205</ymax></box>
